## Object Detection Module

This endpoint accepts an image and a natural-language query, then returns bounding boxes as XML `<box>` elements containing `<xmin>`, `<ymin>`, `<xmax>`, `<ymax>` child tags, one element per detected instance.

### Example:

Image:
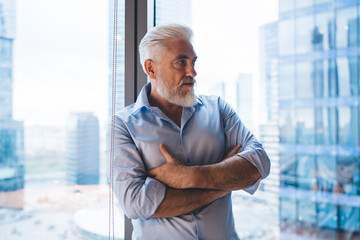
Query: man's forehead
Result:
<box><xmin>164</xmin><ymin>38</ymin><xmax>197</xmax><ymax>58</ymax></box>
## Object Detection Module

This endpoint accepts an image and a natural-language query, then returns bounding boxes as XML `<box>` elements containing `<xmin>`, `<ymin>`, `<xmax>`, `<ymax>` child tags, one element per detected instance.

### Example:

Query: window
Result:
<box><xmin>336</xmin><ymin>7</ymin><xmax>358</xmax><ymax>48</ymax></box>
<box><xmin>2</xmin><ymin>0</ymin><xmax>360</xmax><ymax>239</ymax></box>
<box><xmin>279</xmin><ymin>63</ymin><xmax>295</xmax><ymax>100</ymax></box>
<box><xmin>317</xmin><ymin>156</ymin><xmax>336</xmax><ymax>192</ymax></box>
<box><xmin>279</xmin><ymin>19</ymin><xmax>295</xmax><ymax>56</ymax></box>
<box><xmin>296</xmin><ymin>0</ymin><xmax>314</xmax><ymax>9</ymax></box>
<box><xmin>295</xmin><ymin>15</ymin><xmax>314</xmax><ymax>54</ymax></box>
<box><xmin>315</xmin><ymin>11</ymin><xmax>335</xmax><ymax>51</ymax></box>
<box><xmin>337</xmin><ymin>57</ymin><xmax>358</xmax><ymax>96</ymax></box>
<box><xmin>296</xmin><ymin>62</ymin><xmax>314</xmax><ymax>99</ymax></box>
<box><xmin>338</xmin><ymin>106</ymin><xmax>358</xmax><ymax>146</ymax></box>
<box><xmin>279</xmin><ymin>0</ymin><xmax>295</xmax><ymax>13</ymax></box>
<box><xmin>279</xmin><ymin>109</ymin><xmax>296</xmax><ymax>144</ymax></box>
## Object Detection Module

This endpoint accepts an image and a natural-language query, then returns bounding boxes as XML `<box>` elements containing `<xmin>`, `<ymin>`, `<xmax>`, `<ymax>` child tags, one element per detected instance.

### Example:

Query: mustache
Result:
<box><xmin>178</xmin><ymin>77</ymin><xmax>196</xmax><ymax>86</ymax></box>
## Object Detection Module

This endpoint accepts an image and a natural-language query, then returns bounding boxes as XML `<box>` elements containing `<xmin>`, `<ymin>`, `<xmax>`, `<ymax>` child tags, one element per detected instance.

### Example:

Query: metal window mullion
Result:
<box><xmin>124</xmin><ymin>1</ymin><xmax>154</xmax><ymax>240</ymax></box>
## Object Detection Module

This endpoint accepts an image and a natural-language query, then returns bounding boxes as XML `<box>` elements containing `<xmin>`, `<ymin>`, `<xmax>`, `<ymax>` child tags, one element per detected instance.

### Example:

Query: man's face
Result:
<box><xmin>155</xmin><ymin>38</ymin><xmax>198</xmax><ymax>107</ymax></box>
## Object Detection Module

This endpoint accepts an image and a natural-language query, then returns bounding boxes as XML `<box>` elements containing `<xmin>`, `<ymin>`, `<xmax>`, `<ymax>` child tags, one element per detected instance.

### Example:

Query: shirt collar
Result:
<box><xmin>131</xmin><ymin>82</ymin><xmax>203</xmax><ymax>115</ymax></box>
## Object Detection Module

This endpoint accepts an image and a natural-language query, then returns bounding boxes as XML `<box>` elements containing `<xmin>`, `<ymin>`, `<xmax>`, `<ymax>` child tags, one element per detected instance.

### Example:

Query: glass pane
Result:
<box><xmin>315</xmin><ymin>11</ymin><xmax>335</xmax><ymax>51</ymax></box>
<box><xmin>0</xmin><ymin>0</ymin><xmax>124</xmax><ymax>239</ymax></box>
<box><xmin>295</xmin><ymin>15</ymin><xmax>314</xmax><ymax>54</ymax></box>
<box><xmin>279</xmin><ymin>63</ymin><xmax>295</xmax><ymax>100</ymax></box>
<box><xmin>296</xmin><ymin>0</ymin><xmax>314</xmax><ymax>9</ymax></box>
<box><xmin>279</xmin><ymin>109</ymin><xmax>296</xmax><ymax>144</ymax></box>
<box><xmin>318</xmin><ymin>203</ymin><xmax>338</xmax><ymax>230</ymax></box>
<box><xmin>317</xmin><ymin>156</ymin><xmax>337</xmax><ymax>192</ymax></box>
<box><xmin>280</xmin><ymin>154</ymin><xmax>297</xmax><ymax>187</ymax></box>
<box><xmin>297</xmin><ymin>155</ymin><xmax>316</xmax><ymax>189</ymax></box>
<box><xmin>279</xmin><ymin>19</ymin><xmax>295</xmax><ymax>56</ymax></box>
<box><xmin>296</xmin><ymin>108</ymin><xmax>315</xmax><ymax>144</ymax></box>
<box><xmin>338</xmin><ymin>106</ymin><xmax>358</xmax><ymax>146</ymax></box>
<box><xmin>336</xmin><ymin>7</ymin><xmax>358</xmax><ymax>48</ymax></box>
<box><xmin>296</xmin><ymin>61</ymin><xmax>314</xmax><ymax>99</ymax></box>
<box><xmin>315</xmin><ymin>107</ymin><xmax>337</xmax><ymax>144</ymax></box>
<box><xmin>279</xmin><ymin>0</ymin><xmax>295</xmax><ymax>13</ymax></box>
<box><xmin>337</xmin><ymin>57</ymin><xmax>358</xmax><ymax>97</ymax></box>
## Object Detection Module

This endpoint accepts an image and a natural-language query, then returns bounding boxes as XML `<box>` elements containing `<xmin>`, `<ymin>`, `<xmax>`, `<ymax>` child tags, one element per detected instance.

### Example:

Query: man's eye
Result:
<box><xmin>177</xmin><ymin>60</ymin><xmax>185</xmax><ymax>65</ymax></box>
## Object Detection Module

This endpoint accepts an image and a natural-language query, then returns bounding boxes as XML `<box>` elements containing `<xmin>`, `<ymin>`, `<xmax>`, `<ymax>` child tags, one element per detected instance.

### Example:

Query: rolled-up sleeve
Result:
<box><xmin>219</xmin><ymin>98</ymin><xmax>271</xmax><ymax>194</ymax></box>
<box><xmin>112</xmin><ymin>115</ymin><xmax>166</xmax><ymax>219</ymax></box>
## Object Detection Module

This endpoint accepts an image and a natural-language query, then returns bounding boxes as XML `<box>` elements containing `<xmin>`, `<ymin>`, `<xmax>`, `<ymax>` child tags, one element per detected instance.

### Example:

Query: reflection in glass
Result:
<box><xmin>336</xmin><ymin>7</ymin><xmax>358</xmax><ymax>48</ymax></box>
<box><xmin>328</xmin><ymin>59</ymin><xmax>339</xmax><ymax>97</ymax></box>
<box><xmin>296</xmin><ymin>0</ymin><xmax>314</xmax><ymax>9</ymax></box>
<box><xmin>295</xmin><ymin>15</ymin><xmax>314</xmax><ymax>54</ymax></box>
<box><xmin>337</xmin><ymin>57</ymin><xmax>358</xmax><ymax>96</ymax></box>
<box><xmin>338</xmin><ymin>107</ymin><xmax>358</xmax><ymax>146</ymax></box>
<box><xmin>279</xmin><ymin>19</ymin><xmax>295</xmax><ymax>56</ymax></box>
<box><xmin>318</xmin><ymin>203</ymin><xmax>338</xmax><ymax>230</ymax></box>
<box><xmin>296</xmin><ymin>62</ymin><xmax>314</xmax><ymax>99</ymax></box>
<box><xmin>315</xmin><ymin>11</ymin><xmax>335</xmax><ymax>51</ymax></box>
<box><xmin>279</xmin><ymin>0</ymin><xmax>295</xmax><ymax>13</ymax></box>
<box><xmin>297</xmin><ymin>155</ymin><xmax>316</xmax><ymax>189</ymax></box>
<box><xmin>280</xmin><ymin>198</ymin><xmax>297</xmax><ymax>222</ymax></box>
<box><xmin>337</xmin><ymin>156</ymin><xmax>358</xmax><ymax>195</ymax></box>
<box><xmin>340</xmin><ymin>206</ymin><xmax>360</xmax><ymax>231</ymax></box>
<box><xmin>298</xmin><ymin>200</ymin><xmax>317</xmax><ymax>226</ymax></box>
<box><xmin>315</xmin><ymin>108</ymin><xmax>337</xmax><ymax>145</ymax></box>
<box><xmin>317</xmin><ymin>156</ymin><xmax>336</xmax><ymax>193</ymax></box>
<box><xmin>280</xmin><ymin>154</ymin><xmax>297</xmax><ymax>187</ymax></box>
<box><xmin>280</xmin><ymin>109</ymin><xmax>296</xmax><ymax>144</ymax></box>
<box><xmin>296</xmin><ymin>108</ymin><xmax>315</xmax><ymax>144</ymax></box>
<box><xmin>279</xmin><ymin>63</ymin><xmax>295</xmax><ymax>100</ymax></box>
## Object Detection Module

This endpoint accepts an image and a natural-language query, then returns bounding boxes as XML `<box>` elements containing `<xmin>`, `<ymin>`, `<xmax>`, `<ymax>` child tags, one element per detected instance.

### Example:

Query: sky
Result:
<box><xmin>13</xmin><ymin>0</ymin><xmax>278</xmax><ymax>127</ymax></box>
<box><xmin>13</xmin><ymin>0</ymin><xmax>108</xmax><ymax>126</ymax></box>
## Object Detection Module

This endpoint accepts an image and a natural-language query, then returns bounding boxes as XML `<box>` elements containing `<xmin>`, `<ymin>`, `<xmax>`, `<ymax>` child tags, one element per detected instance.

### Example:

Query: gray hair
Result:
<box><xmin>139</xmin><ymin>24</ymin><xmax>193</xmax><ymax>73</ymax></box>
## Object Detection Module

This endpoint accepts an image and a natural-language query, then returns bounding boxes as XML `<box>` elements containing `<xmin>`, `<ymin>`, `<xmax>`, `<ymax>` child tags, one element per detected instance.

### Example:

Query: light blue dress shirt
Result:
<box><xmin>114</xmin><ymin>83</ymin><xmax>270</xmax><ymax>240</ymax></box>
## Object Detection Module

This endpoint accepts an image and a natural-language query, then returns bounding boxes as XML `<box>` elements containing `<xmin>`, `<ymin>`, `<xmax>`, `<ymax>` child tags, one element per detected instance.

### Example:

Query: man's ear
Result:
<box><xmin>144</xmin><ymin>59</ymin><xmax>157</xmax><ymax>79</ymax></box>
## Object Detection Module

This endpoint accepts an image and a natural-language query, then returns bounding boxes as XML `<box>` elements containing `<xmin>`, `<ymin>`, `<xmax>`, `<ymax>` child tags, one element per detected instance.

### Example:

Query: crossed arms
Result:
<box><xmin>148</xmin><ymin>144</ymin><xmax>261</xmax><ymax>218</ymax></box>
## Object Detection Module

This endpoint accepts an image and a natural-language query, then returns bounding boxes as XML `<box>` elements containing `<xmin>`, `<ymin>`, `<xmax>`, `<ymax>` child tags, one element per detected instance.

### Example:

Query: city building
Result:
<box><xmin>261</xmin><ymin>0</ymin><xmax>360</xmax><ymax>238</ymax></box>
<box><xmin>259</xmin><ymin>21</ymin><xmax>280</xmax><ymax>211</ymax></box>
<box><xmin>0</xmin><ymin>0</ymin><xmax>25</xmax><ymax>208</ymax></box>
<box><xmin>66</xmin><ymin>112</ymin><xmax>100</xmax><ymax>185</ymax></box>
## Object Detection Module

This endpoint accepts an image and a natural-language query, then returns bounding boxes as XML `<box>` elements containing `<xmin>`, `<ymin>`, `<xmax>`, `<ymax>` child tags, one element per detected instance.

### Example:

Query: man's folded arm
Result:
<box><xmin>151</xmin><ymin>188</ymin><xmax>228</xmax><ymax>218</ymax></box>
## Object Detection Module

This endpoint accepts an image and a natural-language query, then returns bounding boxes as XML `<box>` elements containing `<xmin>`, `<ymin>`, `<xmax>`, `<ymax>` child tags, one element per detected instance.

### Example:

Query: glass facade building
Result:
<box><xmin>66</xmin><ymin>112</ymin><xmax>100</xmax><ymax>185</ymax></box>
<box><xmin>0</xmin><ymin>0</ymin><xmax>24</xmax><ymax>208</ymax></box>
<box><xmin>262</xmin><ymin>0</ymin><xmax>360</xmax><ymax>238</ymax></box>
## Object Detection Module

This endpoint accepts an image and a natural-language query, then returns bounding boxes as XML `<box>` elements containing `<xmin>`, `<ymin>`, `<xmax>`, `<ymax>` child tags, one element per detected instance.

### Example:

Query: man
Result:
<box><xmin>114</xmin><ymin>24</ymin><xmax>270</xmax><ymax>239</ymax></box>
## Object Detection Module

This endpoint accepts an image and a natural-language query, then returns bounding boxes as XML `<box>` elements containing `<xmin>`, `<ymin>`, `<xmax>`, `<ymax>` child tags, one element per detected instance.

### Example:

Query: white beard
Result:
<box><xmin>156</xmin><ymin>77</ymin><xmax>197</xmax><ymax>107</ymax></box>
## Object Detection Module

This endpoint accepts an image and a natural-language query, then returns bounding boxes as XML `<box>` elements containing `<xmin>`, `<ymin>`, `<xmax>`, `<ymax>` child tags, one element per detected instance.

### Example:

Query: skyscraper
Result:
<box><xmin>261</xmin><ymin>0</ymin><xmax>360</xmax><ymax>238</ymax></box>
<box><xmin>0</xmin><ymin>0</ymin><xmax>25</xmax><ymax>208</ymax></box>
<box><xmin>66</xmin><ymin>112</ymin><xmax>99</xmax><ymax>185</ymax></box>
<box><xmin>259</xmin><ymin>21</ymin><xmax>280</xmax><ymax>213</ymax></box>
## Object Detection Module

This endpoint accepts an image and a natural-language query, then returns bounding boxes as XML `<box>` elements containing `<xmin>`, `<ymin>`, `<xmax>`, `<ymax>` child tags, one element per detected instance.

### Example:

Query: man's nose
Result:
<box><xmin>185</xmin><ymin>64</ymin><xmax>197</xmax><ymax>78</ymax></box>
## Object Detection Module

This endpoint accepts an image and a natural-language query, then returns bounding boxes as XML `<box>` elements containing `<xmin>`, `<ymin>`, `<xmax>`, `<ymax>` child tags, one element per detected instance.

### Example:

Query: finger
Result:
<box><xmin>159</xmin><ymin>144</ymin><xmax>175</xmax><ymax>163</ymax></box>
<box><xmin>148</xmin><ymin>168</ymin><xmax>158</xmax><ymax>178</ymax></box>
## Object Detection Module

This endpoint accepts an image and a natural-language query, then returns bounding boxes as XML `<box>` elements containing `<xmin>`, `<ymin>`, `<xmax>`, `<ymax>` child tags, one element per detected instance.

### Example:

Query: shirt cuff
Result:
<box><xmin>137</xmin><ymin>177</ymin><xmax>166</xmax><ymax>219</ymax></box>
<box><xmin>243</xmin><ymin>177</ymin><xmax>261</xmax><ymax>195</ymax></box>
<box><xmin>236</xmin><ymin>149</ymin><xmax>270</xmax><ymax>195</ymax></box>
